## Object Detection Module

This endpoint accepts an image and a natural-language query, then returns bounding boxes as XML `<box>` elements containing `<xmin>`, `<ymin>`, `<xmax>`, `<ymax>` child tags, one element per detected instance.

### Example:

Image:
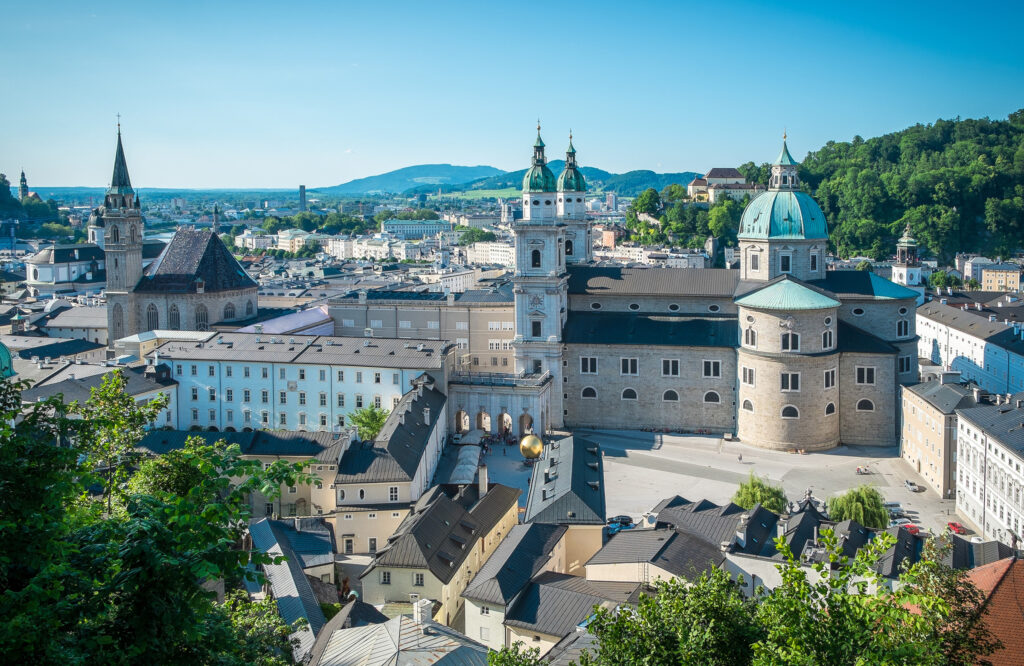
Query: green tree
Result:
<box><xmin>456</xmin><ymin>226</ymin><xmax>497</xmax><ymax>245</ymax></box>
<box><xmin>579</xmin><ymin>568</ymin><xmax>763</xmax><ymax>666</ymax></box>
<box><xmin>826</xmin><ymin>485</ymin><xmax>889</xmax><ymax>529</ymax></box>
<box><xmin>488</xmin><ymin>641</ymin><xmax>545</xmax><ymax>665</ymax></box>
<box><xmin>857</xmin><ymin>260</ymin><xmax>874</xmax><ymax>271</ymax></box>
<box><xmin>632</xmin><ymin>187</ymin><xmax>661</xmax><ymax>216</ymax></box>
<box><xmin>349</xmin><ymin>405</ymin><xmax>390</xmax><ymax>440</ymax></box>
<box><xmin>77</xmin><ymin>370</ymin><xmax>168</xmax><ymax>513</ymax></box>
<box><xmin>733</xmin><ymin>472</ymin><xmax>789</xmax><ymax>514</ymax></box>
<box><xmin>930</xmin><ymin>270</ymin><xmax>950</xmax><ymax>290</ymax></box>
<box><xmin>966</xmin><ymin>278</ymin><xmax>980</xmax><ymax>290</ymax></box>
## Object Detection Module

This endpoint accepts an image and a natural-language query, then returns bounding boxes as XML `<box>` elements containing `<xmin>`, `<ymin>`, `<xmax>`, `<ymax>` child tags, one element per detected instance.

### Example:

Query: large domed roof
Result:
<box><xmin>0</xmin><ymin>341</ymin><xmax>14</xmax><ymax>378</ymax></box>
<box><xmin>557</xmin><ymin>166</ymin><xmax>586</xmax><ymax>192</ymax></box>
<box><xmin>523</xmin><ymin>164</ymin><xmax>557</xmax><ymax>193</ymax></box>
<box><xmin>739</xmin><ymin>190</ymin><xmax>828</xmax><ymax>240</ymax></box>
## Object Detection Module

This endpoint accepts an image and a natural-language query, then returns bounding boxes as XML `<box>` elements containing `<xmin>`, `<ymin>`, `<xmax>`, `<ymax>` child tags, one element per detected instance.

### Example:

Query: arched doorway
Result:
<box><xmin>499</xmin><ymin>412</ymin><xmax>512</xmax><ymax>435</ymax></box>
<box><xmin>476</xmin><ymin>410</ymin><xmax>491</xmax><ymax>432</ymax></box>
<box><xmin>295</xmin><ymin>498</ymin><xmax>307</xmax><ymax>516</ymax></box>
<box><xmin>455</xmin><ymin>410</ymin><xmax>469</xmax><ymax>434</ymax></box>
<box><xmin>518</xmin><ymin>411</ymin><xmax>534</xmax><ymax>437</ymax></box>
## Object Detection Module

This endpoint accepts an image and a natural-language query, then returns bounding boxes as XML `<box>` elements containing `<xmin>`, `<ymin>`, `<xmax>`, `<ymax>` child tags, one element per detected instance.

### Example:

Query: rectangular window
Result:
<box><xmin>703</xmin><ymin>360</ymin><xmax>721</xmax><ymax>378</ymax></box>
<box><xmin>279</xmin><ymin>391</ymin><xmax>287</xmax><ymax>405</ymax></box>
<box><xmin>320</xmin><ymin>413</ymin><xmax>327</xmax><ymax>426</ymax></box>
<box><xmin>810</xmin><ymin>254</ymin><xmax>818</xmax><ymax>271</ymax></box>
<box><xmin>392</xmin><ymin>396</ymin><xmax>400</xmax><ymax>408</ymax></box>
<box><xmin>456</xmin><ymin>321</ymin><xmax>468</xmax><ymax>330</ymax></box>
<box><xmin>427</xmin><ymin>320</ymin><xmax>439</xmax><ymax>329</ymax></box>
<box><xmin>381</xmin><ymin>571</ymin><xmax>390</xmax><ymax>585</ymax></box>
<box><xmin>392</xmin><ymin>373</ymin><xmax>399</xmax><ymax>385</ymax></box>
<box><xmin>279</xmin><ymin>368</ymin><xmax>286</xmax><ymax>380</ymax></box>
<box><xmin>750</xmin><ymin>253</ymin><xmax>759</xmax><ymax>272</ymax></box>
<box><xmin>620</xmin><ymin>358</ymin><xmax>638</xmax><ymax>375</ymax></box>
<box><xmin>456</xmin><ymin>338</ymin><xmax>469</xmax><ymax>349</ymax></box>
<box><xmin>209</xmin><ymin>388</ymin><xmax>216</xmax><ymax>401</ymax></box>
<box><xmin>781</xmin><ymin>332</ymin><xmax>800</xmax><ymax>352</ymax></box>
<box><xmin>225</xmin><ymin>389</ymin><xmax>233</xmax><ymax>402</ymax></box>
<box><xmin>319</xmin><ymin>369</ymin><xmax>326</xmax><ymax>381</ymax></box>
<box><xmin>480</xmin><ymin>627</ymin><xmax>490</xmax><ymax>641</ymax></box>
<box><xmin>319</xmin><ymin>393</ymin><xmax>327</xmax><ymax>407</ymax></box>
<box><xmin>822</xmin><ymin>330</ymin><xmax>833</xmax><ymax>349</ymax></box>
<box><xmin>298</xmin><ymin>369</ymin><xmax>305</xmax><ymax>380</ymax></box>
<box><xmin>488</xmin><ymin>339</ymin><xmax>502</xmax><ymax>350</ymax></box>
<box><xmin>298</xmin><ymin>392</ymin><xmax>306</xmax><ymax>406</ymax></box>
<box><xmin>191</xmin><ymin>365</ymin><xmax>197</xmax><ymax>376</ymax></box>
<box><xmin>337</xmin><ymin>370</ymin><xmax>344</xmax><ymax>382</ymax></box>
<box><xmin>191</xmin><ymin>387</ymin><xmax>198</xmax><ymax>401</ymax></box>
<box><xmin>414</xmin><ymin>573</ymin><xmax>424</xmax><ymax>586</ymax></box>
<box><xmin>355</xmin><ymin>395</ymin><xmax>363</xmax><ymax>408</ymax></box>
<box><xmin>374</xmin><ymin>395</ymin><xmax>382</xmax><ymax>408</ymax></box>
<box><xmin>342</xmin><ymin>318</ymin><xmax>355</xmax><ymax>327</ymax></box>
<box><xmin>897</xmin><ymin>320</ymin><xmax>909</xmax><ymax>337</ymax></box>
<box><xmin>531</xmin><ymin>321</ymin><xmax>542</xmax><ymax>337</ymax></box>
<box><xmin>262</xmin><ymin>390</ymin><xmax>270</xmax><ymax>404</ymax></box>
<box><xmin>244</xmin><ymin>389</ymin><xmax>251</xmax><ymax>402</ymax></box>
<box><xmin>780</xmin><ymin>254</ymin><xmax>792</xmax><ymax>273</ymax></box>
<box><xmin>225</xmin><ymin>366</ymin><xmax>233</xmax><ymax>378</ymax></box>
<box><xmin>368</xmin><ymin>537</ymin><xmax>377</xmax><ymax>553</ymax></box>
<box><xmin>781</xmin><ymin>372</ymin><xmax>800</xmax><ymax>392</ymax></box>
<box><xmin>389</xmin><ymin>486</ymin><xmax>399</xmax><ymax>502</ymax></box>
<box><xmin>370</xmin><ymin>319</ymin><xmax>382</xmax><ymax>329</ymax></box>
<box><xmin>502</xmin><ymin>321</ymin><xmax>514</xmax><ymax>330</ymax></box>
<box><xmin>262</xmin><ymin>367</ymin><xmax>269</xmax><ymax>379</ymax></box>
<box><xmin>824</xmin><ymin>368</ymin><xmax>836</xmax><ymax>389</ymax></box>
<box><xmin>208</xmin><ymin>365</ymin><xmax>215</xmax><ymax>377</ymax></box>
<box><xmin>488</xmin><ymin>321</ymin><xmax>500</xmax><ymax>330</ymax></box>
<box><xmin>279</xmin><ymin>413</ymin><xmax>287</xmax><ymax>425</ymax></box>
<box><xmin>662</xmin><ymin>359</ymin><xmax>680</xmax><ymax>376</ymax></box>
<box><xmin>899</xmin><ymin>356</ymin><xmax>913</xmax><ymax>373</ymax></box>
<box><xmin>580</xmin><ymin>357</ymin><xmax>598</xmax><ymax>374</ymax></box>
<box><xmin>856</xmin><ymin>366</ymin><xmax>875</xmax><ymax>385</ymax></box>
<box><xmin>356</xmin><ymin>372</ymin><xmax>363</xmax><ymax>383</ymax></box>
<box><xmin>176</xmin><ymin>364</ymin><xmax>182</xmax><ymax>375</ymax></box>
<box><xmin>374</xmin><ymin>372</ymin><xmax>381</xmax><ymax>384</ymax></box>
<box><xmin>298</xmin><ymin>413</ymin><xmax>306</xmax><ymax>426</ymax></box>
<box><xmin>398</xmin><ymin>320</ymin><xmax>411</xmax><ymax>329</ymax></box>
<box><xmin>191</xmin><ymin>408</ymin><xmax>199</xmax><ymax>421</ymax></box>
<box><xmin>208</xmin><ymin>409</ymin><xmax>215</xmax><ymax>421</ymax></box>
<box><xmin>742</xmin><ymin>366</ymin><xmax>755</xmax><ymax>386</ymax></box>
<box><xmin>481</xmin><ymin>606</ymin><xmax>490</xmax><ymax>616</ymax></box>
<box><xmin>262</xmin><ymin>411</ymin><xmax>269</xmax><ymax>424</ymax></box>
<box><xmin>337</xmin><ymin>393</ymin><xmax>345</xmax><ymax>407</ymax></box>
<box><xmin>244</xmin><ymin>366</ymin><xmax>250</xmax><ymax>378</ymax></box>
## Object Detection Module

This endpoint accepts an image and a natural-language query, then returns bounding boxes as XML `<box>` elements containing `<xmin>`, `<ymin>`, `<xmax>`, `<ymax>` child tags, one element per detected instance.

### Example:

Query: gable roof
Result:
<box><xmin>307</xmin><ymin>600</ymin><xmax>388</xmax><ymax>665</ymax></box>
<box><xmin>966</xmin><ymin>556</ymin><xmax>1024</xmax><ymax>666</ymax></box>
<box><xmin>136</xmin><ymin>428</ymin><xmax>349</xmax><ymax>463</ymax></box>
<box><xmin>905</xmin><ymin>381</ymin><xmax>978</xmax><ymax>414</ymax></box>
<box><xmin>463</xmin><ymin>523</ymin><xmax>568</xmax><ymax>606</ymax></box>
<box><xmin>524</xmin><ymin>436</ymin><xmax>605</xmax><ymax>525</ymax></box>
<box><xmin>705</xmin><ymin>167</ymin><xmax>744</xmax><ymax>179</ymax></box>
<box><xmin>22</xmin><ymin>365</ymin><xmax>174</xmax><ymax>404</ymax></box>
<box><xmin>586</xmin><ymin>527</ymin><xmax>724</xmax><ymax>580</ymax></box>
<box><xmin>503</xmin><ymin>571</ymin><xmax>637</xmax><ymax>637</ymax></box>
<box><xmin>311</xmin><ymin>615</ymin><xmax>488</xmax><ymax>666</ymax></box>
<box><xmin>135</xmin><ymin>227</ymin><xmax>257</xmax><ymax>294</ymax></box>
<box><xmin>249</xmin><ymin>518</ymin><xmax>327</xmax><ymax>662</ymax></box>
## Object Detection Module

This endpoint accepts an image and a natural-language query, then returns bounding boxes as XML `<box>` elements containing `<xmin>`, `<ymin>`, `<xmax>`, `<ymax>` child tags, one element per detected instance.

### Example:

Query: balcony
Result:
<box><xmin>448</xmin><ymin>370</ymin><xmax>551</xmax><ymax>388</ymax></box>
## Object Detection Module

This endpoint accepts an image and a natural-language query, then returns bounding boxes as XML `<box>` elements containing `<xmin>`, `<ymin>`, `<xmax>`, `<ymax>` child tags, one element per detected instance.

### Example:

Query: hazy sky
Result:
<box><xmin>2</xmin><ymin>0</ymin><xmax>1023</xmax><ymax>188</ymax></box>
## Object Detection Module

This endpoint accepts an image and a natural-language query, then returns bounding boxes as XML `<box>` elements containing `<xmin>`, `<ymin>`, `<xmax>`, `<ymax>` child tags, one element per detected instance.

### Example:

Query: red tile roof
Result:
<box><xmin>967</xmin><ymin>557</ymin><xmax>1024</xmax><ymax>665</ymax></box>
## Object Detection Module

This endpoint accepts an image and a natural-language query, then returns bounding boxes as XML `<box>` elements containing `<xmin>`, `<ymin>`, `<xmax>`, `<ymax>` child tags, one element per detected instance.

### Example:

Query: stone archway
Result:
<box><xmin>455</xmin><ymin>409</ymin><xmax>470</xmax><ymax>434</ymax></box>
<box><xmin>476</xmin><ymin>410</ymin><xmax>491</xmax><ymax>433</ymax></box>
<box><xmin>499</xmin><ymin>412</ymin><xmax>513</xmax><ymax>435</ymax></box>
<box><xmin>518</xmin><ymin>411</ymin><xmax>534</xmax><ymax>437</ymax></box>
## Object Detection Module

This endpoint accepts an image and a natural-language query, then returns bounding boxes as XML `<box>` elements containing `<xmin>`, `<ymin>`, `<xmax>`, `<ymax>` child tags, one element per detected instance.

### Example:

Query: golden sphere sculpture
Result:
<box><xmin>519</xmin><ymin>434</ymin><xmax>543</xmax><ymax>460</ymax></box>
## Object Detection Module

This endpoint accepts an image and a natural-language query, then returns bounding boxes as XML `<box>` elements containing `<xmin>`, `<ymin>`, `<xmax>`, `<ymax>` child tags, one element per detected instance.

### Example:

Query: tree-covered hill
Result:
<box><xmin>743</xmin><ymin>110</ymin><xmax>1024</xmax><ymax>261</ymax></box>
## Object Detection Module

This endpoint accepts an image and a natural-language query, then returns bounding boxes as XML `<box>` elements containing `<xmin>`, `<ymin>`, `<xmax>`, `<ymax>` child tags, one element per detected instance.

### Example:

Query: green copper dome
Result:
<box><xmin>0</xmin><ymin>341</ymin><xmax>14</xmax><ymax>378</ymax></box>
<box><xmin>735</xmin><ymin>277</ymin><xmax>840</xmax><ymax>311</ymax></box>
<box><xmin>523</xmin><ymin>164</ymin><xmax>557</xmax><ymax>192</ymax></box>
<box><xmin>739</xmin><ymin>190</ymin><xmax>829</xmax><ymax>240</ymax></box>
<box><xmin>557</xmin><ymin>167</ymin><xmax>586</xmax><ymax>192</ymax></box>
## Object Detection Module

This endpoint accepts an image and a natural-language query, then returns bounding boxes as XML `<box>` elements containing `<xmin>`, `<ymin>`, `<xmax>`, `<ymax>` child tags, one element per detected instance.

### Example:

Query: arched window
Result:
<box><xmin>621</xmin><ymin>388</ymin><xmax>637</xmax><ymax>400</ymax></box>
<box><xmin>565</xmin><ymin>239</ymin><xmax>574</xmax><ymax>256</ymax></box>
<box><xmin>110</xmin><ymin>225</ymin><xmax>120</xmax><ymax>243</ymax></box>
<box><xmin>663</xmin><ymin>390</ymin><xmax>679</xmax><ymax>401</ymax></box>
<box><xmin>781</xmin><ymin>405</ymin><xmax>799</xmax><ymax>419</ymax></box>
<box><xmin>857</xmin><ymin>399</ymin><xmax>875</xmax><ymax>412</ymax></box>
<box><xmin>224</xmin><ymin>302</ymin><xmax>236</xmax><ymax>321</ymax></box>
<box><xmin>111</xmin><ymin>302</ymin><xmax>124</xmax><ymax>340</ymax></box>
<box><xmin>531</xmin><ymin>249</ymin><xmax>541</xmax><ymax>268</ymax></box>
<box><xmin>581</xmin><ymin>387</ymin><xmax>597</xmax><ymax>399</ymax></box>
<box><xmin>825</xmin><ymin>402</ymin><xmax>836</xmax><ymax>415</ymax></box>
<box><xmin>146</xmin><ymin>303</ymin><xmax>159</xmax><ymax>331</ymax></box>
<box><xmin>129</xmin><ymin>225</ymin><xmax>137</xmax><ymax>244</ymax></box>
<box><xmin>703</xmin><ymin>391</ymin><xmax>720</xmax><ymax>403</ymax></box>
<box><xmin>246</xmin><ymin>300</ymin><xmax>254</xmax><ymax>316</ymax></box>
<box><xmin>781</xmin><ymin>332</ymin><xmax>800</xmax><ymax>351</ymax></box>
<box><xmin>742</xmin><ymin>399</ymin><xmax>754</xmax><ymax>412</ymax></box>
<box><xmin>195</xmin><ymin>304</ymin><xmax>209</xmax><ymax>331</ymax></box>
<box><xmin>169</xmin><ymin>304</ymin><xmax>180</xmax><ymax>330</ymax></box>
<box><xmin>338</xmin><ymin>489</ymin><xmax>345</xmax><ymax>501</ymax></box>
<box><xmin>822</xmin><ymin>330</ymin><xmax>833</xmax><ymax>349</ymax></box>
<box><xmin>358</xmin><ymin>489</ymin><xmax>365</xmax><ymax>500</ymax></box>
<box><xmin>744</xmin><ymin>328</ymin><xmax>757</xmax><ymax>347</ymax></box>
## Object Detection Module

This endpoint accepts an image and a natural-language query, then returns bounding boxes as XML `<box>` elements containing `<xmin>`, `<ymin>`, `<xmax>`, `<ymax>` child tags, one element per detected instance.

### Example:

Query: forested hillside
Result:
<box><xmin>742</xmin><ymin>110</ymin><xmax>1024</xmax><ymax>261</ymax></box>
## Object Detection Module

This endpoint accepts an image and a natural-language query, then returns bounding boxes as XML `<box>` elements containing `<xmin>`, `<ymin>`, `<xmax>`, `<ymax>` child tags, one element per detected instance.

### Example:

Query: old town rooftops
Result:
<box><xmin>152</xmin><ymin>332</ymin><xmax>449</xmax><ymax>368</ymax></box>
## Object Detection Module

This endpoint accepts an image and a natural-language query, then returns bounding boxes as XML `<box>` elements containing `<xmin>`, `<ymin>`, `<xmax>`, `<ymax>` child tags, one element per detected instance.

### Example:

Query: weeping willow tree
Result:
<box><xmin>827</xmin><ymin>485</ymin><xmax>889</xmax><ymax>529</ymax></box>
<box><xmin>732</xmin><ymin>472</ymin><xmax>789</xmax><ymax>514</ymax></box>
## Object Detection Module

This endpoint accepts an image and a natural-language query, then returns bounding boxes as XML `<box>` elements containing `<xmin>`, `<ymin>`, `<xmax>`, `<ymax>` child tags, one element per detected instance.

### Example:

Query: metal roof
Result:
<box><xmin>567</xmin><ymin>265</ymin><xmax>740</xmax><ymax>297</ymax></box>
<box><xmin>956</xmin><ymin>393</ymin><xmax>1024</xmax><ymax>456</ymax></box>
<box><xmin>905</xmin><ymin>381</ymin><xmax>978</xmax><ymax>414</ymax></box>
<box><xmin>836</xmin><ymin>320</ymin><xmax>898</xmax><ymax>355</ymax></box>
<box><xmin>738</xmin><ymin>190</ymin><xmax>828</xmax><ymax>240</ymax></box>
<box><xmin>463</xmin><ymin>523</ymin><xmax>567</xmax><ymax>606</ymax></box>
<box><xmin>917</xmin><ymin>301</ymin><xmax>1024</xmax><ymax>355</ymax></box>
<box><xmin>564</xmin><ymin>312</ymin><xmax>737</xmax><ymax>348</ymax></box>
<box><xmin>809</xmin><ymin>271</ymin><xmax>920</xmax><ymax>301</ymax></box>
<box><xmin>503</xmin><ymin>572</ymin><xmax>636</xmax><ymax>637</ymax></box>
<box><xmin>312</xmin><ymin>615</ymin><xmax>488</xmax><ymax>666</ymax></box>
<box><xmin>735</xmin><ymin>277</ymin><xmax>840</xmax><ymax>311</ymax></box>
<box><xmin>524</xmin><ymin>436</ymin><xmax>605</xmax><ymax>525</ymax></box>
<box><xmin>136</xmin><ymin>429</ymin><xmax>350</xmax><ymax>462</ymax></box>
<box><xmin>585</xmin><ymin>527</ymin><xmax>724</xmax><ymax>580</ymax></box>
<box><xmin>23</xmin><ymin>365</ymin><xmax>173</xmax><ymax>404</ymax></box>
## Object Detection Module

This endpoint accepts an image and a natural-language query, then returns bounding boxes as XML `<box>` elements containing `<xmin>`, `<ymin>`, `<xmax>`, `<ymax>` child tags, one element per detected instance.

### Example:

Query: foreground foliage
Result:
<box><xmin>0</xmin><ymin>373</ymin><xmax>314</xmax><ymax>663</ymax></box>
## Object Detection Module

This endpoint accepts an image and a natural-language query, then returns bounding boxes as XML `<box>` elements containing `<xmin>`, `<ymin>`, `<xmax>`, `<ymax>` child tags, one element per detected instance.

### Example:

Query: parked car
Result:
<box><xmin>606</xmin><ymin>522</ymin><xmax>635</xmax><ymax>537</ymax></box>
<box><xmin>903</xmin><ymin>525</ymin><xmax>921</xmax><ymax>535</ymax></box>
<box><xmin>883</xmin><ymin>501</ymin><xmax>902</xmax><ymax>509</ymax></box>
<box><xmin>890</xmin><ymin>518</ymin><xmax>912</xmax><ymax>527</ymax></box>
<box><xmin>947</xmin><ymin>522</ymin><xmax>967</xmax><ymax>535</ymax></box>
<box><xmin>904</xmin><ymin>480</ymin><xmax>920</xmax><ymax>492</ymax></box>
<box><xmin>607</xmin><ymin>515</ymin><xmax>633</xmax><ymax>527</ymax></box>
<box><xmin>889</xmin><ymin>508</ymin><xmax>907</xmax><ymax>519</ymax></box>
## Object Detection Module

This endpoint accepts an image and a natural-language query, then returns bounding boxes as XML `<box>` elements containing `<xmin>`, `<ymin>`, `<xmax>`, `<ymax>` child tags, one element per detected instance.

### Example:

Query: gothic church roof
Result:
<box><xmin>134</xmin><ymin>227</ymin><xmax>257</xmax><ymax>294</ymax></box>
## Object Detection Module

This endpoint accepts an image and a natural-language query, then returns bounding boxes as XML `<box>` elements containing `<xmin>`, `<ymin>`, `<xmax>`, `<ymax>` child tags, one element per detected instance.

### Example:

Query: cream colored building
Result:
<box><xmin>981</xmin><ymin>263</ymin><xmax>1022</xmax><ymax>292</ymax></box>
<box><xmin>901</xmin><ymin>380</ymin><xmax>982</xmax><ymax>498</ymax></box>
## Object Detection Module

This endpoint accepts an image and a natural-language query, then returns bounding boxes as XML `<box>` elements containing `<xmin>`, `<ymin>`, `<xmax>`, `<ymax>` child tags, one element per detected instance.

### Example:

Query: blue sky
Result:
<box><xmin>2</xmin><ymin>0</ymin><xmax>1023</xmax><ymax>188</ymax></box>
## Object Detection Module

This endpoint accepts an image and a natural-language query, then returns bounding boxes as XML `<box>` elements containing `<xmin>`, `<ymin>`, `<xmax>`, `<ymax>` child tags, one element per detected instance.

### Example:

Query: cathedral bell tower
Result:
<box><xmin>892</xmin><ymin>223</ymin><xmax>924</xmax><ymax>304</ymax></box>
<box><xmin>18</xmin><ymin>171</ymin><xmax>28</xmax><ymax>200</ymax></box>
<box><xmin>556</xmin><ymin>133</ymin><xmax>591</xmax><ymax>263</ymax></box>
<box><xmin>513</xmin><ymin>123</ymin><xmax>568</xmax><ymax>428</ymax></box>
<box><xmin>103</xmin><ymin>126</ymin><xmax>144</xmax><ymax>342</ymax></box>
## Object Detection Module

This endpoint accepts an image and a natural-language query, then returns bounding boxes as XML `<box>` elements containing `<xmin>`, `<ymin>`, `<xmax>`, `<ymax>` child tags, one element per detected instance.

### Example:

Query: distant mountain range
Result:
<box><xmin>328</xmin><ymin>160</ymin><xmax>700</xmax><ymax>197</ymax></box>
<box><xmin>317</xmin><ymin>164</ymin><xmax>505</xmax><ymax>195</ymax></box>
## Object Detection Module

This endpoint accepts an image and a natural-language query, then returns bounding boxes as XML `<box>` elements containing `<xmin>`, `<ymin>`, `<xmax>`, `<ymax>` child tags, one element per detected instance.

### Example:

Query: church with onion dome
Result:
<box><xmin>449</xmin><ymin>127</ymin><xmax>920</xmax><ymax>452</ymax></box>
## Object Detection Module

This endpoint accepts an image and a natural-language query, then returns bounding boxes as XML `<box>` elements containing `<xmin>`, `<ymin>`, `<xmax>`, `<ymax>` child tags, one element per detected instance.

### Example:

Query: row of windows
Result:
<box><xmin>177</xmin><ymin>364</ymin><xmax>397</xmax><ymax>384</ymax></box>
<box><xmin>579</xmin><ymin>357</ymin><xmax>722</xmax><ymax>378</ymax></box>
<box><xmin>743</xmin><ymin>328</ymin><xmax>834</xmax><ymax>352</ymax></box>
<box><xmin>589</xmin><ymin>302</ymin><xmax>720</xmax><ymax>313</ymax></box>
<box><xmin>144</xmin><ymin>300</ymin><xmax>254</xmax><ymax>331</ymax></box>
<box><xmin>191</xmin><ymin>389</ymin><xmax>396</xmax><ymax>409</ymax></box>
<box><xmin>739</xmin><ymin>400</ymin><xmax>872</xmax><ymax>416</ymax></box>
<box><xmin>337</xmin><ymin>486</ymin><xmax>400</xmax><ymax>502</ymax></box>
<box><xmin>580</xmin><ymin>387</ymin><xmax>721</xmax><ymax>403</ymax></box>
<box><xmin>747</xmin><ymin>252</ymin><xmax>819</xmax><ymax>274</ymax></box>
<box><xmin>191</xmin><ymin>409</ymin><xmax>348</xmax><ymax>427</ymax></box>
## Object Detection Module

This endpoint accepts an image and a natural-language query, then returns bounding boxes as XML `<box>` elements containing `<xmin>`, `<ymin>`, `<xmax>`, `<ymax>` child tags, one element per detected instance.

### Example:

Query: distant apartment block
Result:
<box><xmin>981</xmin><ymin>263</ymin><xmax>1022</xmax><ymax>292</ymax></box>
<box><xmin>380</xmin><ymin>218</ymin><xmax>452</xmax><ymax>239</ymax></box>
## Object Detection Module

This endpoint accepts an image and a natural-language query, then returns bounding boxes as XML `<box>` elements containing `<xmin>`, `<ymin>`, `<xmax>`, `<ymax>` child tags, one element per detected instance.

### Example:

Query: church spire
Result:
<box><xmin>105</xmin><ymin>125</ymin><xmax>138</xmax><ymax>209</ymax></box>
<box><xmin>18</xmin><ymin>170</ymin><xmax>28</xmax><ymax>199</ymax></box>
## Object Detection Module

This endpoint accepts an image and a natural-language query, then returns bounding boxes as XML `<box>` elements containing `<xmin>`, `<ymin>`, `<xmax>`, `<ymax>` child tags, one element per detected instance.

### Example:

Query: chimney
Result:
<box><xmin>1016</xmin><ymin>400</ymin><xmax>1023</xmax><ymax>409</ymax></box>
<box><xmin>940</xmin><ymin>298</ymin><xmax>948</xmax><ymax>305</ymax></box>
<box><xmin>973</xmin><ymin>387</ymin><xmax>982</xmax><ymax>403</ymax></box>
<box><xmin>422</xmin><ymin>407</ymin><xmax>430</xmax><ymax>426</ymax></box>
<box><xmin>975</xmin><ymin>302</ymin><xmax>982</xmax><ymax>311</ymax></box>
<box><xmin>478</xmin><ymin>463</ymin><xmax>488</xmax><ymax>496</ymax></box>
<box><xmin>947</xmin><ymin>286</ymin><xmax>953</xmax><ymax>295</ymax></box>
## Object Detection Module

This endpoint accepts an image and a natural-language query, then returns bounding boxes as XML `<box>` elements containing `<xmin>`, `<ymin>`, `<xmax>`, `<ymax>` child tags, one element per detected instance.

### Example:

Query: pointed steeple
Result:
<box><xmin>212</xmin><ymin>204</ymin><xmax>220</xmax><ymax>233</ymax></box>
<box><xmin>18</xmin><ymin>170</ymin><xmax>28</xmax><ymax>199</ymax></box>
<box><xmin>774</xmin><ymin>134</ymin><xmax>798</xmax><ymax>166</ymax></box>
<box><xmin>109</xmin><ymin>127</ymin><xmax>134</xmax><ymax>195</ymax></box>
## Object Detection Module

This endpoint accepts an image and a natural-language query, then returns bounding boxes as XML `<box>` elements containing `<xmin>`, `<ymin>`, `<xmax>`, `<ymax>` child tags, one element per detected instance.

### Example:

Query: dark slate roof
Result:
<box><xmin>109</xmin><ymin>130</ymin><xmax>134</xmax><ymax>194</ymax></box>
<box><xmin>956</xmin><ymin>394</ymin><xmax>1024</xmax><ymax>456</ymax></box>
<box><xmin>249</xmin><ymin>518</ymin><xmax>327</xmax><ymax>661</ymax></box>
<box><xmin>705</xmin><ymin>167</ymin><xmax>744</xmax><ymax>179</ymax></box>
<box><xmin>586</xmin><ymin>528</ymin><xmax>723</xmax><ymax>580</ymax></box>
<box><xmin>654</xmin><ymin>498</ymin><xmax>748</xmax><ymax>547</ymax></box>
<box><xmin>875</xmin><ymin>526</ymin><xmax>925</xmax><ymax>579</ymax></box>
<box><xmin>809</xmin><ymin>270</ymin><xmax>919</xmax><ymax>301</ymax></box>
<box><xmin>455</xmin><ymin>285</ymin><xmax>514</xmax><ymax>303</ymax></box>
<box><xmin>567</xmin><ymin>265</ymin><xmax>739</xmax><ymax>297</ymax></box>
<box><xmin>26</xmin><ymin>240</ymin><xmax>165</xmax><ymax>265</ymax></box>
<box><xmin>837</xmin><ymin>320</ymin><xmax>898</xmax><ymax>355</ymax></box>
<box><xmin>933</xmin><ymin>533</ymin><xmax>1015</xmax><ymax>570</ymax></box>
<box><xmin>504</xmin><ymin>572</ymin><xmax>637</xmax><ymax>637</ymax></box>
<box><xmin>524</xmin><ymin>436</ymin><xmax>605</xmax><ymax>525</ymax></box>
<box><xmin>564</xmin><ymin>312</ymin><xmax>737</xmax><ymax>348</ymax></box>
<box><xmin>363</xmin><ymin>483</ymin><xmax>521</xmax><ymax>584</ymax></box>
<box><xmin>546</xmin><ymin>630</ymin><xmax>601</xmax><ymax>666</ymax></box>
<box><xmin>137</xmin><ymin>429</ymin><xmax>348</xmax><ymax>463</ymax></box>
<box><xmin>918</xmin><ymin>301</ymin><xmax>1024</xmax><ymax>355</ymax></box>
<box><xmin>264</xmin><ymin>518</ymin><xmax>335</xmax><ymax>569</ymax></box>
<box><xmin>135</xmin><ymin>227</ymin><xmax>257</xmax><ymax>294</ymax></box>
<box><xmin>905</xmin><ymin>381</ymin><xmax>978</xmax><ymax>414</ymax></box>
<box><xmin>463</xmin><ymin>523</ymin><xmax>568</xmax><ymax>606</ymax></box>
<box><xmin>335</xmin><ymin>375</ymin><xmax>446</xmax><ymax>484</ymax></box>
<box><xmin>12</xmin><ymin>338</ymin><xmax>104</xmax><ymax>359</ymax></box>
<box><xmin>22</xmin><ymin>366</ymin><xmax>174</xmax><ymax>404</ymax></box>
